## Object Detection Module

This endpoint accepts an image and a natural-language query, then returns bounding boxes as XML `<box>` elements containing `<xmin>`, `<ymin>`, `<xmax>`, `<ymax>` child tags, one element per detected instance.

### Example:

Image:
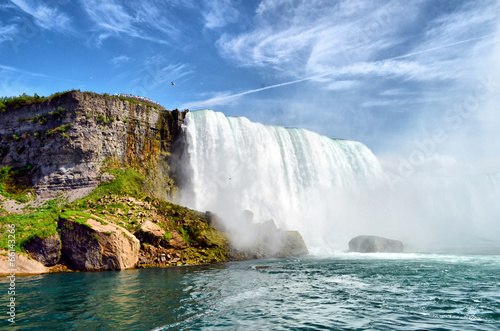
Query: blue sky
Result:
<box><xmin>1</xmin><ymin>0</ymin><xmax>500</xmax><ymax>173</ymax></box>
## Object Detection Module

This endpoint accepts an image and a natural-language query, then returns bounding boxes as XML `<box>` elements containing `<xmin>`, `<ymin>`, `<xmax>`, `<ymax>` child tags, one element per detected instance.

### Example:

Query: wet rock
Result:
<box><xmin>276</xmin><ymin>231</ymin><xmax>309</xmax><ymax>258</ymax></box>
<box><xmin>348</xmin><ymin>235</ymin><xmax>404</xmax><ymax>253</ymax></box>
<box><xmin>229</xmin><ymin>220</ymin><xmax>309</xmax><ymax>260</ymax></box>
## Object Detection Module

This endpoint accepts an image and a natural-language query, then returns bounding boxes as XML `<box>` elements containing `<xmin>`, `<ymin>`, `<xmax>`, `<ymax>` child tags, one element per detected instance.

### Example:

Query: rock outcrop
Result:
<box><xmin>58</xmin><ymin>215</ymin><xmax>140</xmax><ymax>271</ymax></box>
<box><xmin>0</xmin><ymin>250</ymin><xmax>49</xmax><ymax>275</ymax></box>
<box><xmin>25</xmin><ymin>235</ymin><xmax>61</xmax><ymax>266</ymax></box>
<box><xmin>348</xmin><ymin>235</ymin><xmax>404</xmax><ymax>253</ymax></box>
<box><xmin>275</xmin><ymin>230</ymin><xmax>309</xmax><ymax>258</ymax></box>
<box><xmin>229</xmin><ymin>218</ymin><xmax>309</xmax><ymax>259</ymax></box>
<box><xmin>134</xmin><ymin>220</ymin><xmax>165</xmax><ymax>246</ymax></box>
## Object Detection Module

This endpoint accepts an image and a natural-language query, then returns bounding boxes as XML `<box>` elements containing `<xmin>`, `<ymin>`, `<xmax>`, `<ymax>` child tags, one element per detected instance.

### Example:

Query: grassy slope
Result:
<box><xmin>0</xmin><ymin>167</ymin><xmax>229</xmax><ymax>266</ymax></box>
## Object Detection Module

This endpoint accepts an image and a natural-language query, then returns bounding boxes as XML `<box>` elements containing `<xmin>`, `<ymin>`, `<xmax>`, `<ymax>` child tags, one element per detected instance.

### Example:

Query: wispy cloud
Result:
<box><xmin>125</xmin><ymin>55</ymin><xmax>194</xmax><ymax>95</ymax></box>
<box><xmin>0</xmin><ymin>64</ymin><xmax>51</xmax><ymax>79</ymax></box>
<box><xmin>111</xmin><ymin>55</ymin><xmax>132</xmax><ymax>66</ymax></box>
<box><xmin>0</xmin><ymin>22</ymin><xmax>18</xmax><ymax>44</ymax></box>
<box><xmin>181</xmin><ymin>36</ymin><xmax>489</xmax><ymax>110</ymax></box>
<box><xmin>9</xmin><ymin>0</ymin><xmax>72</xmax><ymax>32</ymax></box>
<box><xmin>180</xmin><ymin>91</ymin><xmax>236</xmax><ymax>110</ymax></box>
<box><xmin>216</xmin><ymin>0</ymin><xmax>498</xmax><ymax>87</ymax></box>
<box><xmin>80</xmin><ymin>0</ymin><xmax>186</xmax><ymax>46</ymax></box>
<box><xmin>0</xmin><ymin>64</ymin><xmax>82</xmax><ymax>97</ymax></box>
<box><xmin>203</xmin><ymin>0</ymin><xmax>239</xmax><ymax>29</ymax></box>
<box><xmin>325</xmin><ymin>80</ymin><xmax>359</xmax><ymax>91</ymax></box>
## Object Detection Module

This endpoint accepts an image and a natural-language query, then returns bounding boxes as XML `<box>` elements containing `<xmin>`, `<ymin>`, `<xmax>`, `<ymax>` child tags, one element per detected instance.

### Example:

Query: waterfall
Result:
<box><xmin>176</xmin><ymin>110</ymin><xmax>500</xmax><ymax>254</ymax></box>
<box><xmin>177</xmin><ymin>110</ymin><xmax>384</xmax><ymax>252</ymax></box>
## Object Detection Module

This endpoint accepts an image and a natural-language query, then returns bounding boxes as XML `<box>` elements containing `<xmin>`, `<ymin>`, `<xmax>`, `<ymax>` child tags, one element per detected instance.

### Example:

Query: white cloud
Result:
<box><xmin>111</xmin><ymin>55</ymin><xmax>131</xmax><ymax>66</ymax></box>
<box><xmin>203</xmin><ymin>0</ymin><xmax>239</xmax><ymax>29</ymax></box>
<box><xmin>9</xmin><ymin>0</ymin><xmax>72</xmax><ymax>32</ymax></box>
<box><xmin>82</xmin><ymin>0</ymin><xmax>131</xmax><ymax>34</ymax></box>
<box><xmin>180</xmin><ymin>91</ymin><xmax>236</xmax><ymax>110</ymax></box>
<box><xmin>0</xmin><ymin>23</ymin><xmax>18</xmax><ymax>44</ymax></box>
<box><xmin>325</xmin><ymin>80</ymin><xmax>359</xmax><ymax>91</ymax></box>
<box><xmin>126</xmin><ymin>56</ymin><xmax>194</xmax><ymax>95</ymax></box>
<box><xmin>80</xmin><ymin>0</ymin><xmax>187</xmax><ymax>46</ymax></box>
<box><xmin>217</xmin><ymin>0</ymin><xmax>417</xmax><ymax>76</ymax></box>
<box><xmin>216</xmin><ymin>0</ymin><xmax>498</xmax><ymax>88</ymax></box>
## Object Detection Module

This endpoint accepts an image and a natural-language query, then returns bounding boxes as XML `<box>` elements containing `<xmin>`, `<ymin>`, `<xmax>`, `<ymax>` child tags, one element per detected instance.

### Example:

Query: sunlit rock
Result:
<box><xmin>58</xmin><ymin>215</ymin><xmax>140</xmax><ymax>271</ymax></box>
<box><xmin>135</xmin><ymin>220</ymin><xmax>165</xmax><ymax>246</ymax></box>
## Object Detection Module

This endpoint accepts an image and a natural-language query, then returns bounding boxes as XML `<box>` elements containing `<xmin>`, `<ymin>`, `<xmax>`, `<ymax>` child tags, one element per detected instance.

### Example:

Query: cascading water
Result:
<box><xmin>177</xmin><ymin>110</ymin><xmax>385</xmax><ymax>252</ymax></box>
<box><xmin>177</xmin><ymin>110</ymin><xmax>500</xmax><ymax>254</ymax></box>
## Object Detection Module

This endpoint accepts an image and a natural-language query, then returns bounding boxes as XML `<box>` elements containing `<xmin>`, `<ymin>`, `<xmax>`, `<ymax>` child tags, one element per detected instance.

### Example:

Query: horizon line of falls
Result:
<box><xmin>176</xmin><ymin>110</ymin><xmax>500</xmax><ymax>254</ymax></box>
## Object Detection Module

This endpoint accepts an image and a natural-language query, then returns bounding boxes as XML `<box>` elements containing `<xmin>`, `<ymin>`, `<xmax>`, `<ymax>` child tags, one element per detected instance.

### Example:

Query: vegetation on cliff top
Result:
<box><xmin>0</xmin><ymin>90</ymin><xmax>162</xmax><ymax>112</ymax></box>
<box><xmin>0</xmin><ymin>91</ymin><xmax>70</xmax><ymax>111</ymax></box>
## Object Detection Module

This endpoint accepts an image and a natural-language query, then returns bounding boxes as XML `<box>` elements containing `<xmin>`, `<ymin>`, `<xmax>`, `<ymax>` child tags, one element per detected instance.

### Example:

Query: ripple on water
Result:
<box><xmin>1</xmin><ymin>254</ymin><xmax>499</xmax><ymax>330</ymax></box>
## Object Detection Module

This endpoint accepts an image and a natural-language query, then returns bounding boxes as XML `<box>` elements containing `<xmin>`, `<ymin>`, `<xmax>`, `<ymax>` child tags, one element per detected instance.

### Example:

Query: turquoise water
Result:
<box><xmin>1</xmin><ymin>253</ymin><xmax>499</xmax><ymax>330</ymax></box>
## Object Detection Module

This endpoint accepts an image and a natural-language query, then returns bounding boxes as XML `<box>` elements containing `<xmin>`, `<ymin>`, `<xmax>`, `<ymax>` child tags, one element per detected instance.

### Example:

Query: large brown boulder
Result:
<box><xmin>348</xmin><ymin>235</ymin><xmax>404</xmax><ymax>253</ymax></box>
<box><xmin>58</xmin><ymin>215</ymin><xmax>140</xmax><ymax>271</ymax></box>
<box><xmin>25</xmin><ymin>235</ymin><xmax>61</xmax><ymax>266</ymax></box>
<box><xmin>134</xmin><ymin>220</ymin><xmax>165</xmax><ymax>246</ymax></box>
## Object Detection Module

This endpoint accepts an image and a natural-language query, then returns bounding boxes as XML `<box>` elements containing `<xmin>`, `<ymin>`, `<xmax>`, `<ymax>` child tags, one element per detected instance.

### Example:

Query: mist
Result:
<box><xmin>175</xmin><ymin>107</ymin><xmax>500</xmax><ymax>255</ymax></box>
<box><xmin>172</xmin><ymin>1</ymin><xmax>500</xmax><ymax>255</ymax></box>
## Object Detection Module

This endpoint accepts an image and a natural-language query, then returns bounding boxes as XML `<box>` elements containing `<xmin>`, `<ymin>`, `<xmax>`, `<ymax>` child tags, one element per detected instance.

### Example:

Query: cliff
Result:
<box><xmin>0</xmin><ymin>91</ymin><xmax>308</xmax><ymax>275</ymax></box>
<box><xmin>0</xmin><ymin>90</ymin><xmax>186</xmax><ymax>201</ymax></box>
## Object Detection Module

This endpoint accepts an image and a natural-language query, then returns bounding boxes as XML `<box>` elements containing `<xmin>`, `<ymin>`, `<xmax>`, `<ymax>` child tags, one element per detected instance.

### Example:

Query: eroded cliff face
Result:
<box><xmin>0</xmin><ymin>91</ymin><xmax>186</xmax><ymax>201</ymax></box>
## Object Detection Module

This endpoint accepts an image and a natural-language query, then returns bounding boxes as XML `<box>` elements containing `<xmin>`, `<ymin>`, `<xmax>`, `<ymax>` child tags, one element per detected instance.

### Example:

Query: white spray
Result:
<box><xmin>177</xmin><ymin>110</ymin><xmax>500</xmax><ymax>254</ymax></box>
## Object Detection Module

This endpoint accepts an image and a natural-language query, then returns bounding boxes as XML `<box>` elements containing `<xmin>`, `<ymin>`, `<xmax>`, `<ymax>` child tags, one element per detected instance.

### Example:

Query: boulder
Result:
<box><xmin>167</xmin><ymin>230</ymin><xmax>187</xmax><ymax>249</ymax></box>
<box><xmin>348</xmin><ymin>235</ymin><xmax>404</xmax><ymax>253</ymax></box>
<box><xmin>25</xmin><ymin>235</ymin><xmax>61</xmax><ymax>266</ymax></box>
<box><xmin>230</xmin><ymin>220</ymin><xmax>309</xmax><ymax>259</ymax></box>
<box><xmin>276</xmin><ymin>231</ymin><xmax>309</xmax><ymax>258</ymax></box>
<box><xmin>58</xmin><ymin>216</ymin><xmax>140</xmax><ymax>271</ymax></box>
<box><xmin>0</xmin><ymin>250</ymin><xmax>49</xmax><ymax>275</ymax></box>
<box><xmin>134</xmin><ymin>220</ymin><xmax>165</xmax><ymax>246</ymax></box>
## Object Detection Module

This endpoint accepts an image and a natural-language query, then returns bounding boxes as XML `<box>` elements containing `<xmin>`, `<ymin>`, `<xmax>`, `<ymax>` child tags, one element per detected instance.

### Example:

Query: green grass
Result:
<box><xmin>59</xmin><ymin>210</ymin><xmax>104</xmax><ymax>227</ymax></box>
<box><xmin>86</xmin><ymin>168</ymin><xmax>150</xmax><ymax>199</ymax></box>
<box><xmin>0</xmin><ymin>166</ymin><xmax>35</xmax><ymax>203</ymax></box>
<box><xmin>45</xmin><ymin>123</ymin><xmax>71</xmax><ymax>136</ymax></box>
<box><xmin>116</xmin><ymin>96</ymin><xmax>159</xmax><ymax>110</ymax></box>
<box><xmin>0</xmin><ymin>210</ymin><xmax>59</xmax><ymax>252</ymax></box>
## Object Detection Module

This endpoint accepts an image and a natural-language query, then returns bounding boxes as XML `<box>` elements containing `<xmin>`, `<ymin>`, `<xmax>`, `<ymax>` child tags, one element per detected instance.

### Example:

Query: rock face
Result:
<box><xmin>0</xmin><ymin>250</ymin><xmax>49</xmax><ymax>275</ymax></box>
<box><xmin>58</xmin><ymin>216</ymin><xmax>140</xmax><ymax>271</ymax></box>
<box><xmin>0</xmin><ymin>91</ymin><xmax>187</xmax><ymax>201</ymax></box>
<box><xmin>348</xmin><ymin>235</ymin><xmax>404</xmax><ymax>253</ymax></box>
<box><xmin>134</xmin><ymin>220</ymin><xmax>165</xmax><ymax>246</ymax></box>
<box><xmin>25</xmin><ymin>235</ymin><xmax>61</xmax><ymax>266</ymax></box>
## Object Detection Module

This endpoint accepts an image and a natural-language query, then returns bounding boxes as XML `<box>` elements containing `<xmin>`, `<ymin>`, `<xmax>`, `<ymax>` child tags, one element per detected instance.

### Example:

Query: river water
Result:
<box><xmin>2</xmin><ymin>253</ymin><xmax>499</xmax><ymax>330</ymax></box>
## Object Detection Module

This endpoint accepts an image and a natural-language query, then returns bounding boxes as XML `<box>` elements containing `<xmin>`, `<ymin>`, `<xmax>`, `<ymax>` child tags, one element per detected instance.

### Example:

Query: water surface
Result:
<box><xmin>2</xmin><ymin>253</ymin><xmax>499</xmax><ymax>330</ymax></box>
